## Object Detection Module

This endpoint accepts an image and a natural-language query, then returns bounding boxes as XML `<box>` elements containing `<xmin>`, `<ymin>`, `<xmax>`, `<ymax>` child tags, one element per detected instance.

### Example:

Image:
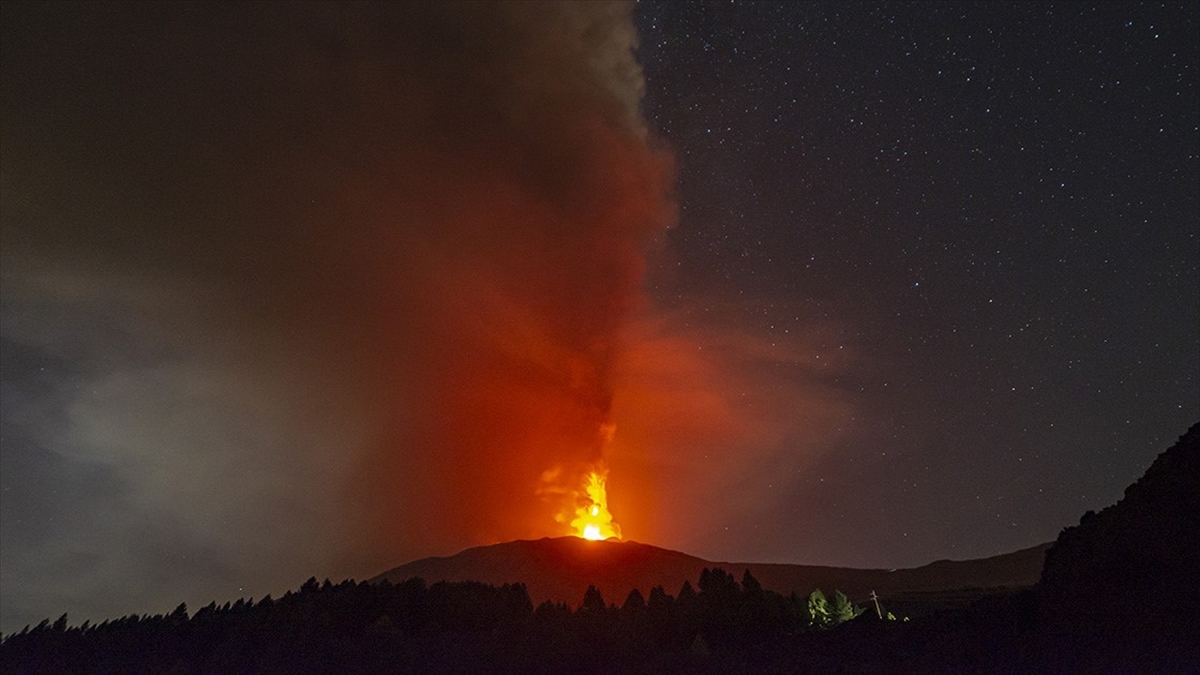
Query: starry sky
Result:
<box><xmin>632</xmin><ymin>0</ymin><xmax>1198</xmax><ymax>558</ymax></box>
<box><xmin>1</xmin><ymin>1</ymin><xmax>1196</xmax><ymax>634</ymax></box>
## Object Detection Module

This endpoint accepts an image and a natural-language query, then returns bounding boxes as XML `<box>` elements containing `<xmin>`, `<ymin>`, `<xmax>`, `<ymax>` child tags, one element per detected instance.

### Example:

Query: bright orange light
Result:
<box><xmin>571</xmin><ymin>469</ymin><xmax>621</xmax><ymax>541</ymax></box>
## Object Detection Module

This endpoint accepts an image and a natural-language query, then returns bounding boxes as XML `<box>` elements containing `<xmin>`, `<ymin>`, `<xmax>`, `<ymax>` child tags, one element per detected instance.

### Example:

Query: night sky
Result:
<box><xmin>1</xmin><ymin>2</ymin><xmax>1196</xmax><ymax>634</ymax></box>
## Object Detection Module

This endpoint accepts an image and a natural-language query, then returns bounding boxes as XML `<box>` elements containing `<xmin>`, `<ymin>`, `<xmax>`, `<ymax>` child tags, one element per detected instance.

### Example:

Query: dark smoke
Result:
<box><xmin>1</xmin><ymin>1</ymin><xmax>844</xmax><ymax>631</ymax></box>
<box><xmin>1</xmin><ymin>0</ymin><xmax>669</xmax><ymax>616</ymax></box>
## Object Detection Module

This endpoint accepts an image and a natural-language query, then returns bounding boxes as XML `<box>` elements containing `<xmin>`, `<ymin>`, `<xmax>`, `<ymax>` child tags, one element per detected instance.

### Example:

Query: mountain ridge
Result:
<box><xmin>371</xmin><ymin>535</ymin><xmax>1049</xmax><ymax>611</ymax></box>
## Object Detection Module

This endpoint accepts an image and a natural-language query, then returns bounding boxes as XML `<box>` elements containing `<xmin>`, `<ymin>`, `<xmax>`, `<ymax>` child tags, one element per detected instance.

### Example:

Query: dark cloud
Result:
<box><xmin>0</xmin><ymin>0</ymin><xmax>676</xmax><ymax>630</ymax></box>
<box><xmin>1</xmin><ymin>1</ymin><xmax>854</xmax><ymax>632</ymax></box>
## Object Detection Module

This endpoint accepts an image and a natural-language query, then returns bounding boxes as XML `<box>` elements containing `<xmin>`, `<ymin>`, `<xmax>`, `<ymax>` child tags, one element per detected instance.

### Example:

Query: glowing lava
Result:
<box><xmin>571</xmin><ymin>470</ymin><xmax>621</xmax><ymax>541</ymax></box>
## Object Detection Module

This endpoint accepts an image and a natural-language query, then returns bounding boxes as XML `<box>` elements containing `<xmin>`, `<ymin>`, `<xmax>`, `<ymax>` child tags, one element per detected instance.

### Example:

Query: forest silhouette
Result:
<box><xmin>0</xmin><ymin>568</ymin><xmax>882</xmax><ymax>674</ymax></box>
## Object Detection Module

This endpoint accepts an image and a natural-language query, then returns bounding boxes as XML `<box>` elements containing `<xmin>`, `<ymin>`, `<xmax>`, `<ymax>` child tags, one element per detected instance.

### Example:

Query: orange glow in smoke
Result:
<box><xmin>571</xmin><ymin>469</ymin><xmax>621</xmax><ymax>541</ymax></box>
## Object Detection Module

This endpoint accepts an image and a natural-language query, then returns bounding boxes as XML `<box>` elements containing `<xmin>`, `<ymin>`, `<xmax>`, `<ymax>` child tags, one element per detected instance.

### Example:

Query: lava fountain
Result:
<box><xmin>570</xmin><ymin>468</ymin><xmax>621</xmax><ymax>541</ymax></box>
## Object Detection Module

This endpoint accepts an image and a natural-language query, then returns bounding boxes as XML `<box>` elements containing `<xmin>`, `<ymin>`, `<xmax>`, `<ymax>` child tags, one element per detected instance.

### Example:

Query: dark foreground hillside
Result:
<box><xmin>0</xmin><ymin>570</ymin><xmax>889</xmax><ymax>675</ymax></box>
<box><xmin>3</xmin><ymin>423</ymin><xmax>1197</xmax><ymax>674</ymax></box>
<box><xmin>1036</xmin><ymin>420</ymin><xmax>1200</xmax><ymax>669</ymax></box>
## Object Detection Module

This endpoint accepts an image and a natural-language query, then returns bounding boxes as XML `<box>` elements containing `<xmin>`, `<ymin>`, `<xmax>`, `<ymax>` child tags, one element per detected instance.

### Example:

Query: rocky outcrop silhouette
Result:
<box><xmin>1039</xmin><ymin>422</ymin><xmax>1200</xmax><ymax>665</ymax></box>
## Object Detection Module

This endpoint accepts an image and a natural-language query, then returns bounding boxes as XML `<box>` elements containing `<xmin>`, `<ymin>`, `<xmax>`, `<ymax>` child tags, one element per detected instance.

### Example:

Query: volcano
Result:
<box><xmin>371</xmin><ymin>536</ymin><xmax>1049</xmax><ymax>614</ymax></box>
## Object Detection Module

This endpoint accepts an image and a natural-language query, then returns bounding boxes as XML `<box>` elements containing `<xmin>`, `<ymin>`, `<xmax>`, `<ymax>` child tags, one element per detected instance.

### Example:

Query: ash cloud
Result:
<box><xmin>1</xmin><ymin>1</ymin><xmax>672</xmax><ymax>629</ymax></box>
<box><xmin>1</xmin><ymin>1</ymin><xmax>846</xmax><ymax>632</ymax></box>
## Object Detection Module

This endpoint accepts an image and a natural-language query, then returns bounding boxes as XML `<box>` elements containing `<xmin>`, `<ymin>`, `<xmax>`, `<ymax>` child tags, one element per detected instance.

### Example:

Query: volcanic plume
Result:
<box><xmin>1</xmin><ymin>1</ymin><xmax>672</xmax><ymax>575</ymax></box>
<box><xmin>1</xmin><ymin>2</ymin><xmax>850</xmax><ymax>628</ymax></box>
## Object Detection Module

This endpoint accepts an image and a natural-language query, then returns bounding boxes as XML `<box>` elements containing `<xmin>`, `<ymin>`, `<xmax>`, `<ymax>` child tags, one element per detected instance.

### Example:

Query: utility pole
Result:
<box><xmin>869</xmin><ymin>590</ymin><xmax>882</xmax><ymax>619</ymax></box>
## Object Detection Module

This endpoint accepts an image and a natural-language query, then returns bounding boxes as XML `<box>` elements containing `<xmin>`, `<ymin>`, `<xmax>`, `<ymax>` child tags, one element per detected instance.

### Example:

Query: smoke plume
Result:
<box><xmin>1</xmin><ymin>1</ymin><xmax>844</xmax><ymax>630</ymax></box>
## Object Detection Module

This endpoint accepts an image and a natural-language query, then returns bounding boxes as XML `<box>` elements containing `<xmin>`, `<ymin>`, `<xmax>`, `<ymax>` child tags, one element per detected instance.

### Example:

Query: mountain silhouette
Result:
<box><xmin>372</xmin><ymin>535</ymin><xmax>1048</xmax><ymax>612</ymax></box>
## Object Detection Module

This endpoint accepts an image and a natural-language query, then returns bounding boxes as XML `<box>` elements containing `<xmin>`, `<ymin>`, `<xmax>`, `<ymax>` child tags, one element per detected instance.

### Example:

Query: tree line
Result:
<box><xmin>0</xmin><ymin>568</ymin><xmax>899</xmax><ymax>674</ymax></box>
